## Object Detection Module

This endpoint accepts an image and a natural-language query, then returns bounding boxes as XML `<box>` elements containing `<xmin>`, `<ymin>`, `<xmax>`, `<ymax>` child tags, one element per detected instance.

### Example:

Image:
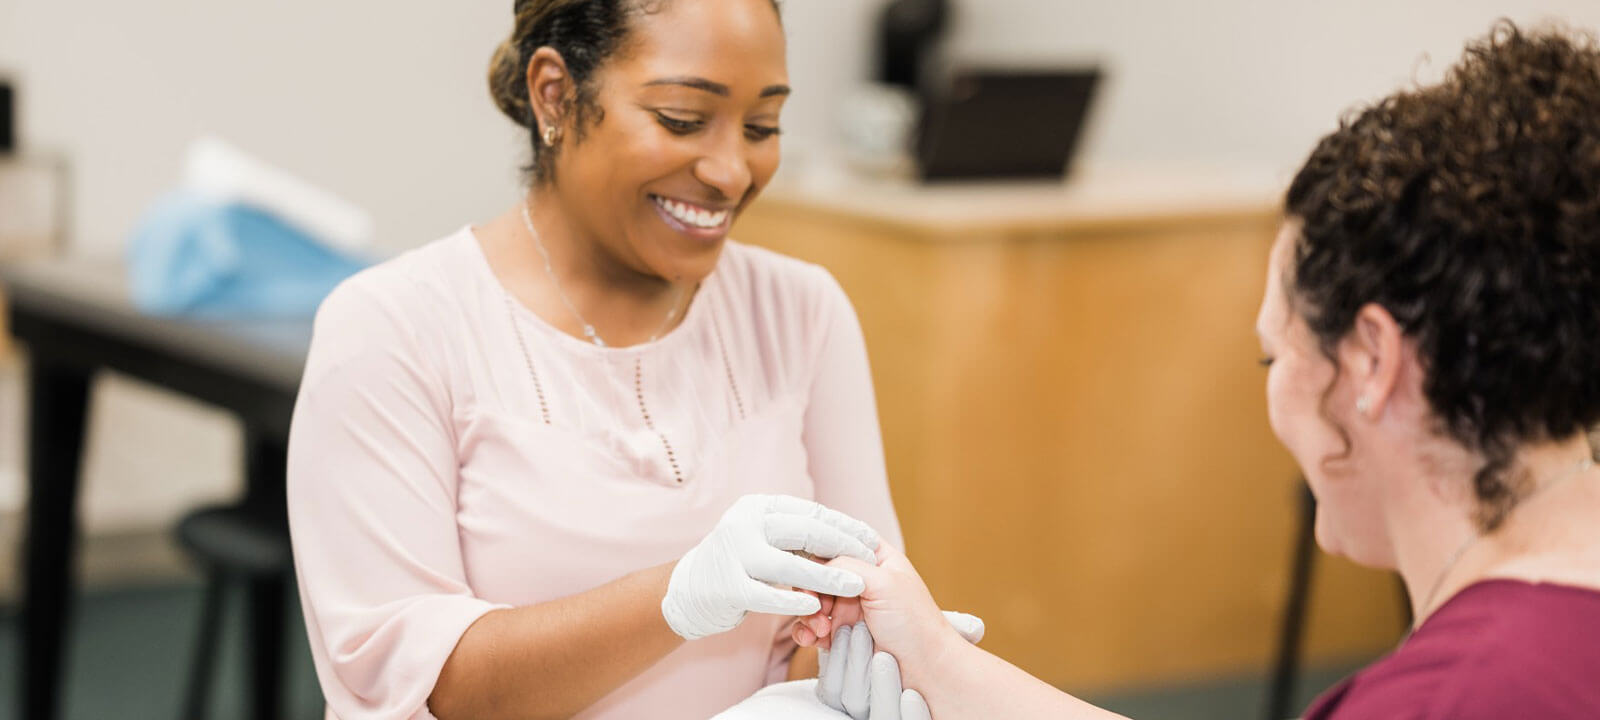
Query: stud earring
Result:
<box><xmin>542</xmin><ymin>126</ymin><xmax>561</xmax><ymax>147</ymax></box>
<box><xmin>1356</xmin><ymin>395</ymin><xmax>1372</xmax><ymax>415</ymax></box>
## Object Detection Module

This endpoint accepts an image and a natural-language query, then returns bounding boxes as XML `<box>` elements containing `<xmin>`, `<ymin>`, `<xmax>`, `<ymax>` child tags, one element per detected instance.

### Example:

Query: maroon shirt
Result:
<box><xmin>1304</xmin><ymin>579</ymin><xmax>1600</xmax><ymax>720</ymax></box>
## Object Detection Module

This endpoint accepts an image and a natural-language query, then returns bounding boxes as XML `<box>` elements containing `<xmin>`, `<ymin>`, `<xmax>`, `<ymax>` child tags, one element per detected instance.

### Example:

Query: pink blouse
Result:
<box><xmin>286</xmin><ymin>227</ymin><xmax>903</xmax><ymax>720</ymax></box>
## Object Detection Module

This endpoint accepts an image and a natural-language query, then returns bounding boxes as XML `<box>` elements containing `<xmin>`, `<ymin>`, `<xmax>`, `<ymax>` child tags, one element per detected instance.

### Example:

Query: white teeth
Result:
<box><xmin>654</xmin><ymin>195</ymin><xmax>728</xmax><ymax>229</ymax></box>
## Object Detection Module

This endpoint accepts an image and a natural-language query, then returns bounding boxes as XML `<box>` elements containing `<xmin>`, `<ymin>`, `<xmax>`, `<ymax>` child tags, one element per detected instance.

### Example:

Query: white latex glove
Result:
<box><xmin>817</xmin><ymin>613</ymin><xmax>984</xmax><ymax>719</ymax></box>
<box><xmin>662</xmin><ymin>495</ymin><xmax>881</xmax><ymax>640</ymax></box>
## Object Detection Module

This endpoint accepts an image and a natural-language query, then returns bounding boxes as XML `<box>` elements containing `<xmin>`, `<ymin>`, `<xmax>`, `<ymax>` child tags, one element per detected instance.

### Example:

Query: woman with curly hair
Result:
<box><xmin>794</xmin><ymin>21</ymin><xmax>1600</xmax><ymax>720</ymax></box>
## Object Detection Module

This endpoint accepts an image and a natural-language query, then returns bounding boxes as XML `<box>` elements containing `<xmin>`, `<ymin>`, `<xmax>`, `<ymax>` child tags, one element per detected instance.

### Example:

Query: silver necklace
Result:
<box><xmin>520</xmin><ymin>200</ymin><xmax>684</xmax><ymax>348</ymax></box>
<box><xmin>1410</xmin><ymin>455</ymin><xmax>1596</xmax><ymax>634</ymax></box>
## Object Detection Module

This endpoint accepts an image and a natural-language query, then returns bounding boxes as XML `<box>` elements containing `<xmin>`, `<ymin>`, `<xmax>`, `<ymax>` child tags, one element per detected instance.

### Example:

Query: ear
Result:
<box><xmin>525</xmin><ymin>47</ymin><xmax>573</xmax><ymax>134</ymax></box>
<box><xmin>1338</xmin><ymin>303</ymin><xmax>1405</xmax><ymax>420</ymax></box>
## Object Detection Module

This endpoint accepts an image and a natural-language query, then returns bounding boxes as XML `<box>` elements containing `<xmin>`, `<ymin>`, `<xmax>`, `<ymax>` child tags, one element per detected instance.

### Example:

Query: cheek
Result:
<box><xmin>748</xmin><ymin>141</ymin><xmax>782</xmax><ymax>188</ymax></box>
<box><xmin>1265</xmin><ymin>361</ymin><xmax>1306</xmax><ymax>455</ymax></box>
<box><xmin>1266</xmin><ymin>354</ymin><xmax>1337</xmax><ymax>473</ymax></box>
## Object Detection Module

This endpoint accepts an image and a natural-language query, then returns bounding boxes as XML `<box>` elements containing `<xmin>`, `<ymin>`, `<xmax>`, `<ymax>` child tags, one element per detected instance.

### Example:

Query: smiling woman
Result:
<box><xmin>285</xmin><ymin>1</ymin><xmax>905</xmax><ymax>720</ymax></box>
<box><xmin>485</xmin><ymin>0</ymin><xmax>789</xmax><ymax>295</ymax></box>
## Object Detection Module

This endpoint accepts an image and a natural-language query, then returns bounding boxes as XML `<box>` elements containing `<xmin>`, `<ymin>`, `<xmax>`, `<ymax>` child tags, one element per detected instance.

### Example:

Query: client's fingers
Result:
<box><xmin>868</xmin><ymin>652</ymin><xmax>903</xmax><ymax>720</ymax></box>
<box><xmin>828</xmin><ymin>595</ymin><xmax>864</xmax><ymax>629</ymax></box>
<box><xmin>795</xmin><ymin>623</ymin><xmax>818</xmax><ymax>647</ymax></box>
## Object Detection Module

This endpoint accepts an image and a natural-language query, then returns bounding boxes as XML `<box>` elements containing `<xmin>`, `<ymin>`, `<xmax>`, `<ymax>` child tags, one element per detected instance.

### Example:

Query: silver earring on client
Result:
<box><xmin>1356</xmin><ymin>395</ymin><xmax>1372</xmax><ymax>415</ymax></box>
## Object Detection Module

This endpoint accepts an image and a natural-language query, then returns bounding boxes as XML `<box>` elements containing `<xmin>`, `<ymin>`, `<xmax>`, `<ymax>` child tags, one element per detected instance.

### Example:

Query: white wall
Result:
<box><xmin>11</xmin><ymin>1</ymin><xmax>1600</xmax><ymax>257</ymax></box>
<box><xmin>937</xmin><ymin>0</ymin><xmax>1600</xmax><ymax>180</ymax></box>
<box><xmin>2</xmin><ymin>1</ymin><xmax>1600</xmax><ymax>536</ymax></box>
<box><xmin>5</xmin><ymin>0</ymin><xmax>523</xmax><ymax>258</ymax></box>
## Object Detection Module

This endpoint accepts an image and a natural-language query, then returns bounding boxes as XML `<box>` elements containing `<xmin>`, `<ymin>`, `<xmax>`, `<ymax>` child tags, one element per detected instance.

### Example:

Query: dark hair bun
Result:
<box><xmin>488</xmin><ymin>37</ymin><xmax>533</xmax><ymax>128</ymax></box>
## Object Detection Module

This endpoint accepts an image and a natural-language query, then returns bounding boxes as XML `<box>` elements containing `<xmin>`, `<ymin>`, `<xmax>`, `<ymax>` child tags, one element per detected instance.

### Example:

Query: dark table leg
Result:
<box><xmin>243</xmin><ymin>429</ymin><xmax>288</xmax><ymax>720</ymax></box>
<box><xmin>20</xmin><ymin>360</ymin><xmax>92</xmax><ymax>720</ymax></box>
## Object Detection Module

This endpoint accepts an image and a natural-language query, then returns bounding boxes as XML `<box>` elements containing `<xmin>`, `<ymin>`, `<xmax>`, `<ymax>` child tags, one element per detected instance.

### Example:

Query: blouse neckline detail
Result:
<box><xmin>459</xmin><ymin>225</ymin><xmax>719</xmax><ymax>358</ymax></box>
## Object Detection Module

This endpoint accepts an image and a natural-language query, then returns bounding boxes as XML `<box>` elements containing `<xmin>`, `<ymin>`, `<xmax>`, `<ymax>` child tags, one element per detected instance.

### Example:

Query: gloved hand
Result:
<box><xmin>815</xmin><ymin>613</ymin><xmax>985</xmax><ymax>719</ymax></box>
<box><xmin>662</xmin><ymin>495</ymin><xmax>882</xmax><ymax>640</ymax></box>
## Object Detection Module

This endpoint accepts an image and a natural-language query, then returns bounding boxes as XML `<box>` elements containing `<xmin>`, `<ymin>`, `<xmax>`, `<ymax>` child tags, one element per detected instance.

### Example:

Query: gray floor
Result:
<box><xmin>0</xmin><ymin>583</ymin><xmax>1365</xmax><ymax>720</ymax></box>
<box><xmin>0</xmin><ymin>581</ymin><xmax>326</xmax><ymax>720</ymax></box>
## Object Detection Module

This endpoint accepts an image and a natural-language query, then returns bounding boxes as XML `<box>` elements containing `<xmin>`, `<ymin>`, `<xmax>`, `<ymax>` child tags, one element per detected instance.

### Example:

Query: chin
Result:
<box><xmin>658</xmin><ymin>248</ymin><xmax>723</xmax><ymax>284</ymax></box>
<box><xmin>1313</xmin><ymin>507</ymin><xmax>1395</xmax><ymax>570</ymax></box>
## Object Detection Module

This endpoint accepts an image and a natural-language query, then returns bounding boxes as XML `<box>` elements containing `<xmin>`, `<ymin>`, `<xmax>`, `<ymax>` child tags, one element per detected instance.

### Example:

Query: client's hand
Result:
<box><xmin>797</xmin><ymin>544</ymin><xmax>985</xmax><ymax>720</ymax></box>
<box><xmin>661</xmin><ymin>495</ymin><xmax>881</xmax><ymax>640</ymax></box>
<box><xmin>803</xmin><ymin>543</ymin><xmax>971</xmax><ymax>664</ymax></box>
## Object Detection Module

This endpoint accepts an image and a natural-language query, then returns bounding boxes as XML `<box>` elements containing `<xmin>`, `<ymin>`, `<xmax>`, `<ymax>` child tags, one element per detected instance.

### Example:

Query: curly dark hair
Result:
<box><xmin>488</xmin><ymin>0</ymin><xmax>781</xmax><ymax>183</ymax></box>
<box><xmin>1284</xmin><ymin>21</ymin><xmax>1600</xmax><ymax>530</ymax></box>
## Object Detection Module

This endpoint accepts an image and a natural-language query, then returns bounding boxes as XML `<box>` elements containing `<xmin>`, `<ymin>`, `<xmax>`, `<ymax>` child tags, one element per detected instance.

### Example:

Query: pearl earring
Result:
<box><xmin>1356</xmin><ymin>395</ymin><xmax>1372</xmax><ymax>415</ymax></box>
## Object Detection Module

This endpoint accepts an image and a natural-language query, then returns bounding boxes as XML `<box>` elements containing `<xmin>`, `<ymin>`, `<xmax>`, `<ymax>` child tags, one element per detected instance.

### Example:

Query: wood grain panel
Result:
<box><xmin>735</xmin><ymin>190</ymin><xmax>1406</xmax><ymax>692</ymax></box>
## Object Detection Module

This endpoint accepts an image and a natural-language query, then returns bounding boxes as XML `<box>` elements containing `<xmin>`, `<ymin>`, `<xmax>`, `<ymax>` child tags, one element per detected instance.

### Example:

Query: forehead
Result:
<box><xmin>1258</xmin><ymin>220</ymin><xmax>1300</xmax><ymax>334</ymax></box>
<box><xmin>616</xmin><ymin>0</ymin><xmax>787</xmax><ymax>83</ymax></box>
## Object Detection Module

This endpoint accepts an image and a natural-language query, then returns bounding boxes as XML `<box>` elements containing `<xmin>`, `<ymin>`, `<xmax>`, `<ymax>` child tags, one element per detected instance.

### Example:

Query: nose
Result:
<box><xmin>692</xmin><ymin>130</ymin><xmax>753</xmax><ymax>203</ymax></box>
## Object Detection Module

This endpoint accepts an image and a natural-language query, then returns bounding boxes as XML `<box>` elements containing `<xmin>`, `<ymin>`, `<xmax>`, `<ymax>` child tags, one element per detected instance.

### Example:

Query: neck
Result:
<box><xmin>528</xmin><ymin>187</ymin><xmax>679</xmax><ymax>303</ymax></box>
<box><xmin>485</xmin><ymin>188</ymin><xmax>693</xmax><ymax>348</ymax></box>
<box><xmin>1389</xmin><ymin>434</ymin><xmax>1598</xmax><ymax>625</ymax></box>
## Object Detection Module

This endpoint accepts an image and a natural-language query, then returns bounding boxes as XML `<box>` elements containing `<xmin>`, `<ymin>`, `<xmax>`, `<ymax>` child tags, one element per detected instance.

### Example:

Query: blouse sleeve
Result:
<box><xmin>288</xmin><ymin>277</ymin><xmax>508</xmax><ymax>720</ymax></box>
<box><xmin>762</xmin><ymin>270</ymin><xmax>905</xmax><ymax>683</ymax></box>
<box><xmin>800</xmin><ymin>271</ymin><xmax>904</xmax><ymax>550</ymax></box>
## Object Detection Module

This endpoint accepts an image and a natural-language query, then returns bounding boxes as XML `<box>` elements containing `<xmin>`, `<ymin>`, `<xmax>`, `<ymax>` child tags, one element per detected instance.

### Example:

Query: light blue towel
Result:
<box><xmin>128</xmin><ymin>191</ymin><xmax>371</xmax><ymax>317</ymax></box>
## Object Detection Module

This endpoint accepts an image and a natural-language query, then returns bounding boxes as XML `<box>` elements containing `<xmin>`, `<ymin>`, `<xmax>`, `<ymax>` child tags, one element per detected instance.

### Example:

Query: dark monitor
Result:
<box><xmin>0</xmin><ymin>80</ymin><xmax>13</xmax><ymax>154</ymax></box>
<box><xmin>915</xmin><ymin>68</ymin><xmax>1101</xmax><ymax>181</ymax></box>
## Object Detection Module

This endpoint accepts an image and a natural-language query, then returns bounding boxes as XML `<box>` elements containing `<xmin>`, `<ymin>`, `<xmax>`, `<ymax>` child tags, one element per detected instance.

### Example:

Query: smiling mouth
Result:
<box><xmin>650</xmin><ymin>194</ymin><xmax>732</xmax><ymax>230</ymax></box>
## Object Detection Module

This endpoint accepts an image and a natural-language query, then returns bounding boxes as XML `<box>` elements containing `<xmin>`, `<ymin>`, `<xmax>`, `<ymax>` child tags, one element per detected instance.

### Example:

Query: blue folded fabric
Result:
<box><xmin>128</xmin><ymin>191</ymin><xmax>371</xmax><ymax>317</ymax></box>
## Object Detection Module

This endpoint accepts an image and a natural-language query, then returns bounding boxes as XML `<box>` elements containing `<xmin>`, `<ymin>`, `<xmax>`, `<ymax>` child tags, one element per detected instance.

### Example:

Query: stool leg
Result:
<box><xmin>247</xmin><ymin>574</ymin><xmax>287</xmax><ymax>720</ymax></box>
<box><xmin>1265</xmin><ymin>484</ymin><xmax>1317</xmax><ymax>720</ymax></box>
<box><xmin>184</xmin><ymin>574</ymin><xmax>227</xmax><ymax>720</ymax></box>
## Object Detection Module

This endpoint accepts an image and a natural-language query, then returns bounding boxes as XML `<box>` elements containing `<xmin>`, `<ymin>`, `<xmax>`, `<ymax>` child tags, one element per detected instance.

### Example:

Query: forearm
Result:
<box><xmin>428</xmin><ymin>562</ymin><xmax>684</xmax><ymax>720</ymax></box>
<box><xmin>908</xmin><ymin>640</ymin><xmax>1131</xmax><ymax>720</ymax></box>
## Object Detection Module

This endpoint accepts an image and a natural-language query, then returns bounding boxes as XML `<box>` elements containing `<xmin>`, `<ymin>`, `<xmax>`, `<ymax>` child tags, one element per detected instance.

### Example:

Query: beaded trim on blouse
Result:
<box><xmin>500</xmin><ymin>290</ymin><xmax>748</xmax><ymax>486</ymax></box>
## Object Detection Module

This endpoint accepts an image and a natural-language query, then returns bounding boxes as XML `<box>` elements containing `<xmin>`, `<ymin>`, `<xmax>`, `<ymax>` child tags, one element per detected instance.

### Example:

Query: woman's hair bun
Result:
<box><xmin>488</xmin><ymin>37</ymin><xmax>532</xmax><ymax>128</ymax></box>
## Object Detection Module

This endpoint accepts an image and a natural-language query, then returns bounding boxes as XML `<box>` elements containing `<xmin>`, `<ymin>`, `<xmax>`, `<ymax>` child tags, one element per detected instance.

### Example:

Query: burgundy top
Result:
<box><xmin>1304</xmin><ymin>579</ymin><xmax>1600</xmax><ymax>720</ymax></box>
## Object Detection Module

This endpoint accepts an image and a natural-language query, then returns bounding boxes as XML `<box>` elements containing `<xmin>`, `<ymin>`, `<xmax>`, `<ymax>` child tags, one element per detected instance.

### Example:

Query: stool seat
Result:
<box><xmin>174</xmin><ymin>501</ymin><xmax>294</xmax><ymax>719</ymax></box>
<box><xmin>176</xmin><ymin>504</ymin><xmax>293</xmax><ymax>577</ymax></box>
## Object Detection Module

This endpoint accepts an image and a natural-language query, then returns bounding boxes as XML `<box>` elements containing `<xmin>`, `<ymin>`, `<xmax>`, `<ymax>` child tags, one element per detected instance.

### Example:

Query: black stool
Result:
<box><xmin>175</xmin><ymin>502</ymin><xmax>293</xmax><ymax>720</ymax></box>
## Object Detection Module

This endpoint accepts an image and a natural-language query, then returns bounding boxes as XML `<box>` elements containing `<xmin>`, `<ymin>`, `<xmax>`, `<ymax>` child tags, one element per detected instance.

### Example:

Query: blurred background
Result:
<box><xmin>3</xmin><ymin>1</ymin><xmax>1599</xmax><ymax>719</ymax></box>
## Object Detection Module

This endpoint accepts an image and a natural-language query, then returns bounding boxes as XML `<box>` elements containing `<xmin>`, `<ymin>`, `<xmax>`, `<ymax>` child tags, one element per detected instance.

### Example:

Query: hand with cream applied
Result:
<box><xmin>662</xmin><ymin>494</ymin><xmax>881</xmax><ymax>640</ymax></box>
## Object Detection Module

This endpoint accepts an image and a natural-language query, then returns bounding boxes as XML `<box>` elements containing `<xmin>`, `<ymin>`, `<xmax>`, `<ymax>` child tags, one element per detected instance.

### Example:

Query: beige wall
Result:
<box><xmin>1</xmin><ymin>0</ymin><xmax>1599</xmax><ymax>564</ymax></box>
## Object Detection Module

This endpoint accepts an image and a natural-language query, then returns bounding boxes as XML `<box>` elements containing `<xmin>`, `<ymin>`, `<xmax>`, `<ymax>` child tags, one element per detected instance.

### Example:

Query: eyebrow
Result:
<box><xmin>644</xmin><ymin>76</ymin><xmax>791</xmax><ymax>99</ymax></box>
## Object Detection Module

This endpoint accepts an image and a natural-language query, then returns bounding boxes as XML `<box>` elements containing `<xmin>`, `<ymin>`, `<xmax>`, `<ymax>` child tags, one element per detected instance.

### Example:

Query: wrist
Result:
<box><xmin>901</xmin><ymin>624</ymin><xmax>970</xmax><ymax>690</ymax></box>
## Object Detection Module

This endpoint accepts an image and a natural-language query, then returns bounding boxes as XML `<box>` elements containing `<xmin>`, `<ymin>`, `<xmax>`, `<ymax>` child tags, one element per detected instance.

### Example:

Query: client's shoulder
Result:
<box><xmin>1331</xmin><ymin>580</ymin><xmax>1600</xmax><ymax>720</ymax></box>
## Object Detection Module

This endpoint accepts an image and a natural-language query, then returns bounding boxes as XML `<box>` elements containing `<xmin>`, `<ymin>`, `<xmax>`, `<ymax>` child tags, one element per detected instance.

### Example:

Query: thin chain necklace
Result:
<box><xmin>520</xmin><ymin>200</ymin><xmax>684</xmax><ymax>348</ymax></box>
<box><xmin>1408</xmin><ymin>455</ymin><xmax>1596</xmax><ymax>637</ymax></box>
